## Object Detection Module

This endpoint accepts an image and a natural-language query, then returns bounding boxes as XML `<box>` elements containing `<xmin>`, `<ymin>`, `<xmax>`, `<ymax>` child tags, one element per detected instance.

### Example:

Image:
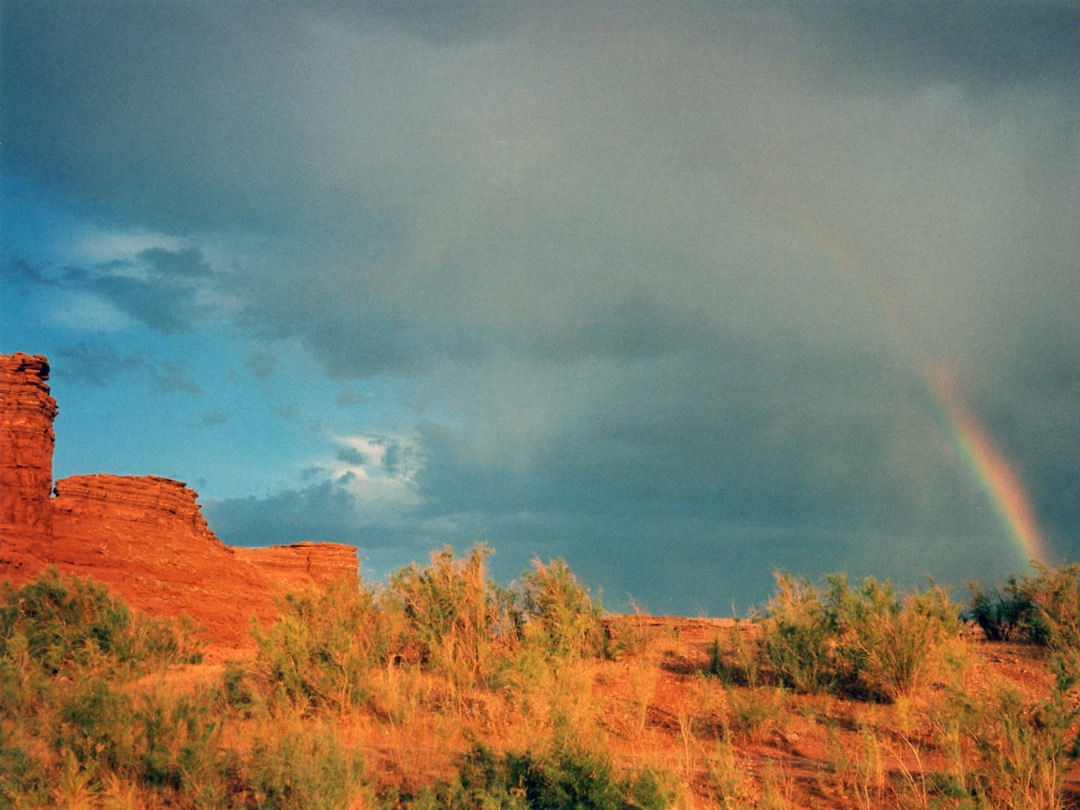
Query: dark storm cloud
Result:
<box><xmin>3</xmin><ymin>247</ymin><xmax>220</xmax><ymax>335</ymax></box>
<box><xmin>336</xmin><ymin>446</ymin><xmax>369</xmax><ymax>466</ymax></box>
<box><xmin>2</xmin><ymin>257</ymin><xmax>58</xmax><ymax>288</ymax></box>
<box><xmin>138</xmin><ymin>247</ymin><xmax>214</xmax><ymax>278</ymax></box>
<box><xmin>89</xmin><ymin>247</ymin><xmax>218</xmax><ymax>334</ymax></box>
<box><xmin>53</xmin><ymin>343</ymin><xmax>149</xmax><ymax>388</ymax></box>
<box><xmin>203</xmin><ymin>477</ymin><xmax>365</xmax><ymax>548</ymax></box>
<box><xmin>5</xmin><ymin>0</ymin><xmax>1079</xmax><ymax>605</ymax></box>
<box><xmin>86</xmin><ymin>274</ymin><xmax>195</xmax><ymax>335</ymax></box>
<box><xmin>796</xmin><ymin>1</ymin><xmax>1080</xmax><ymax>93</ymax></box>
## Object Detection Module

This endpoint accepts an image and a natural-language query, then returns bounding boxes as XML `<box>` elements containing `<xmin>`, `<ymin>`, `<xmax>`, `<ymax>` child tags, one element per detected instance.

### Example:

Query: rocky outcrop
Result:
<box><xmin>0</xmin><ymin>353</ymin><xmax>58</xmax><ymax>568</ymax></box>
<box><xmin>236</xmin><ymin>542</ymin><xmax>360</xmax><ymax>591</ymax></box>
<box><xmin>52</xmin><ymin>475</ymin><xmax>218</xmax><ymax>544</ymax></box>
<box><xmin>49</xmin><ymin>475</ymin><xmax>282</xmax><ymax>647</ymax></box>
<box><xmin>0</xmin><ymin>352</ymin><xmax>361</xmax><ymax>653</ymax></box>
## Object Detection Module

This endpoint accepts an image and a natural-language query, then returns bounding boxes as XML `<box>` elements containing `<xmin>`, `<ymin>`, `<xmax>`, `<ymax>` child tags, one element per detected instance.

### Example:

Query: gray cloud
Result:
<box><xmin>203</xmin><ymin>477</ymin><xmax>366</xmax><ymax>548</ymax></box>
<box><xmin>54</xmin><ymin>342</ymin><xmax>202</xmax><ymax>396</ymax></box>
<box><xmin>6</xmin><ymin>0</ymin><xmax>1079</xmax><ymax>606</ymax></box>
<box><xmin>200</xmin><ymin>409</ymin><xmax>230</xmax><ymax>427</ymax></box>
<box><xmin>53</xmin><ymin>343</ymin><xmax>149</xmax><ymax>388</ymax></box>
<box><xmin>244</xmin><ymin>349</ymin><xmax>279</xmax><ymax>381</ymax></box>
<box><xmin>336</xmin><ymin>446</ymin><xmax>368</xmax><ymax>466</ymax></box>
<box><xmin>335</xmin><ymin>386</ymin><xmax>365</xmax><ymax>406</ymax></box>
<box><xmin>3</xmin><ymin>247</ymin><xmax>220</xmax><ymax>335</ymax></box>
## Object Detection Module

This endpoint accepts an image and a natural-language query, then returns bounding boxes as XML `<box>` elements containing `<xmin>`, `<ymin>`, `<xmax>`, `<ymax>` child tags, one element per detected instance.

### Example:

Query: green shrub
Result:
<box><xmin>253</xmin><ymin>579</ymin><xmax>390</xmax><ymax>713</ymax></box>
<box><xmin>53</xmin><ymin>677</ymin><xmax>135</xmax><ymax>776</ymax></box>
<box><xmin>757</xmin><ymin>573</ymin><xmax>836</xmax><ymax>693</ymax></box>
<box><xmin>411</xmin><ymin>742</ymin><xmax>672</xmax><ymax>810</ymax></box>
<box><xmin>239</xmin><ymin>724</ymin><xmax>364</xmax><ymax>810</ymax></box>
<box><xmin>708</xmin><ymin>621</ymin><xmax>761</xmax><ymax>688</ymax></box>
<box><xmin>963</xmin><ymin>652</ymin><xmax>1080</xmax><ymax>810</ymax></box>
<box><xmin>966</xmin><ymin>579</ymin><xmax>1036</xmax><ymax>642</ymax></box>
<box><xmin>1019</xmin><ymin>563</ymin><xmax>1080</xmax><ymax>649</ymax></box>
<box><xmin>968</xmin><ymin>563</ymin><xmax>1080</xmax><ymax>649</ymax></box>
<box><xmin>385</xmin><ymin>545</ymin><xmax>507</xmax><ymax>682</ymax></box>
<box><xmin>516</xmin><ymin>558</ymin><xmax>606</xmax><ymax>660</ymax></box>
<box><xmin>751</xmin><ymin>573</ymin><xmax>959</xmax><ymax>700</ymax></box>
<box><xmin>0</xmin><ymin>569</ymin><xmax>202</xmax><ymax>680</ymax></box>
<box><xmin>133</xmin><ymin>688</ymin><xmax>227</xmax><ymax>802</ymax></box>
<box><xmin>0</xmin><ymin>729</ymin><xmax>50</xmax><ymax>807</ymax></box>
<box><xmin>826</xmin><ymin>575</ymin><xmax>959</xmax><ymax>701</ymax></box>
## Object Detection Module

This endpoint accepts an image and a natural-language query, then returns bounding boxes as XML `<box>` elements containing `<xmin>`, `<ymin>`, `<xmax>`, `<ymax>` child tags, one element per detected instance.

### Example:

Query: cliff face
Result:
<box><xmin>0</xmin><ymin>353</ymin><xmax>360</xmax><ymax>652</ymax></box>
<box><xmin>0</xmin><ymin>353</ymin><xmax>58</xmax><ymax>568</ymax></box>
<box><xmin>50</xmin><ymin>475</ymin><xmax>286</xmax><ymax>647</ymax></box>
<box><xmin>236</xmin><ymin>542</ymin><xmax>360</xmax><ymax>591</ymax></box>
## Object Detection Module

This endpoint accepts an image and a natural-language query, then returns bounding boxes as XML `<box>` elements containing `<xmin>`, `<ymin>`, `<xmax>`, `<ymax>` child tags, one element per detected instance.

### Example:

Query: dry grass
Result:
<box><xmin>6</xmin><ymin>559</ymin><xmax>1080</xmax><ymax>808</ymax></box>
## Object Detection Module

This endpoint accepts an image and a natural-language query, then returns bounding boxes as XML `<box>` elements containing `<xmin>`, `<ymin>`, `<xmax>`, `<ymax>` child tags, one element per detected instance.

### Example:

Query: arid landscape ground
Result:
<box><xmin>6</xmin><ymin>559</ymin><xmax>1080</xmax><ymax>810</ymax></box>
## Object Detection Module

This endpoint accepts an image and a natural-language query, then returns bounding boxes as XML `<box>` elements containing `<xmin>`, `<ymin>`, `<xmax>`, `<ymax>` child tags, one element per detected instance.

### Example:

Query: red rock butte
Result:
<box><xmin>0</xmin><ymin>352</ymin><xmax>359</xmax><ymax>653</ymax></box>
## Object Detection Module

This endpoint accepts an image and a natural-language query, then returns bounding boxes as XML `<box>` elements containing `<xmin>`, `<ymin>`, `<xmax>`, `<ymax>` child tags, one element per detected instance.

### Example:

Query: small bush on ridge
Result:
<box><xmin>967</xmin><ymin>563</ymin><xmax>1080</xmax><ymax>649</ymax></box>
<box><xmin>385</xmin><ymin>545</ymin><xmax>507</xmax><ymax>683</ymax></box>
<box><xmin>253</xmin><ymin>579</ymin><xmax>389</xmax><ymax>712</ymax></box>
<box><xmin>749</xmin><ymin>572</ymin><xmax>959</xmax><ymax>700</ymax></box>
<box><xmin>515</xmin><ymin>558</ymin><xmax>606</xmax><ymax>660</ymax></box>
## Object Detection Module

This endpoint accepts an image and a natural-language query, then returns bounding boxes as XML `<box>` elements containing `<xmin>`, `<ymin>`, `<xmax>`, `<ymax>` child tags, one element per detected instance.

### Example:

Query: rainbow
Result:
<box><xmin>927</xmin><ymin>364</ymin><xmax>1049</xmax><ymax>566</ymax></box>
<box><xmin>747</xmin><ymin>185</ymin><xmax>1050</xmax><ymax>566</ymax></box>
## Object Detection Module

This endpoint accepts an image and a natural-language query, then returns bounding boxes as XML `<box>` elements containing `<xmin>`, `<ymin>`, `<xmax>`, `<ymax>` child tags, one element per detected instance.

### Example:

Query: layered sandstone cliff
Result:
<box><xmin>0</xmin><ymin>352</ymin><xmax>359</xmax><ymax>652</ymax></box>
<box><xmin>236</xmin><ymin>542</ymin><xmax>360</xmax><ymax>591</ymax></box>
<box><xmin>0</xmin><ymin>353</ymin><xmax>58</xmax><ymax>567</ymax></box>
<box><xmin>48</xmin><ymin>475</ymin><xmax>286</xmax><ymax>646</ymax></box>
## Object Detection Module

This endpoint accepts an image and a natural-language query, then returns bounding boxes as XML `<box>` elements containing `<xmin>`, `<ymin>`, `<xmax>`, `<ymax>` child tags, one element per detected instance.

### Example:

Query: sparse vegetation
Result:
<box><xmin>5</xmin><ymin>555</ymin><xmax>1080</xmax><ymax>809</ymax></box>
<box><xmin>715</xmin><ymin>572</ymin><xmax>960</xmax><ymax>702</ymax></box>
<box><xmin>968</xmin><ymin>562</ymin><xmax>1080</xmax><ymax>650</ymax></box>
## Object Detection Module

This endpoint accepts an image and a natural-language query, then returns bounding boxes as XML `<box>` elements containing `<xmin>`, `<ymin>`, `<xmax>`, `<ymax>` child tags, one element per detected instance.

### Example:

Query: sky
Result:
<box><xmin>2</xmin><ymin>1</ymin><xmax>1079</xmax><ymax>614</ymax></box>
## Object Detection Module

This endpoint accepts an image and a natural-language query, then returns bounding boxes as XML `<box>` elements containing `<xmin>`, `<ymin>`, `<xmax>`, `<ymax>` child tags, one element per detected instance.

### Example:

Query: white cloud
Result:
<box><xmin>65</xmin><ymin>228</ymin><xmax>184</xmax><ymax>265</ymax></box>
<box><xmin>331</xmin><ymin>434</ymin><xmax>424</xmax><ymax>512</ymax></box>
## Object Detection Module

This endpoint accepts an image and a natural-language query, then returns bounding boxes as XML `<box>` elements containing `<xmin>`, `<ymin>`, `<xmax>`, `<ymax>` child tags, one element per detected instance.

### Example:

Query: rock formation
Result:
<box><xmin>0</xmin><ymin>352</ymin><xmax>359</xmax><ymax>652</ymax></box>
<box><xmin>236</xmin><ymin>542</ymin><xmax>361</xmax><ymax>591</ymax></box>
<box><xmin>0</xmin><ymin>354</ymin><xmax>58</xmax><ymax>568</ymax></box>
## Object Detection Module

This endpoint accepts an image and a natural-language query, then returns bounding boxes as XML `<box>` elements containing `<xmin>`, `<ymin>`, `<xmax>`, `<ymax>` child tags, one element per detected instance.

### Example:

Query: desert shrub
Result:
<box><xmin>385</xmin><ymin>545</ymin><xmax>508</xmax><ymax>682</ymax></box>
<box><xmin>967</xmin><ymin>563</ymin><xmax>1080</xmax><ymax>649</ymax></box>
<box><xmin>54</xmin><ymin>677</ymin><xmax>135</xmax><ymax>775</ymax></box>
<box><xmin>239</xmin><ymin>724</ymin><xmax>364</xmax><ymax>810</ymax></box>
<box><xmin>826</xmin><ymin>575</ymin><xmax>959</xmax><ymax>701</ymax></box>
<box><xmin>133</xmin><ymin>688</ymin><xmax>228</xmax><ymax>801</ymax></box>
<box><xmin>410</xmin><ymin>742</ymin><xmax>672</xmax><ymax>810</ymax></box>
<box><xmin>966</xmin><ymin>578</ymin><xmax>1036</xmax><ymax>642</ymax></box>
<box><xmin>253</xmin><ymin>579</ymin><xmax>390</xmax><ymax>713</ymax></box>
<box><xmin>750</xmin><ymin>573</ymin><xmax>960</xmax><ymax>700</ymax></box>
<box><xmin>723</xmin><ymin>685</ymin><xmax>792</xmax><ymax>746</ymax></box>
<box><xmin>0</xmin><ymin>730</ymin><xmax>51</xmax><ymax>807</ymax></box>
<box><xmin>515</xmin><ymin>558</ymin><xmax>606</xmax><ymax>660</ymax></box>
<box><xmin>1019</xmin><ymin>563</ymin><xmax>1080</xmax><ymax>649</ymax></box>
<box><xmin>221</xmin><ymin>661</ymin><xmax>261</xmax><ymax>717</ymax></box>
<box><xmin>757</xmin><ymin>573</ymin><xmax>836</xmax><ymax>693</ymax></box>
<box><xmin>708</xmin><ymin>621</ymin><xmax>762</xmax><ymax>688</ymax></box>
<box><xmin>0</xmin><ymin>570</ymin><xmax>202</xmax><ymax>681</ymax></box>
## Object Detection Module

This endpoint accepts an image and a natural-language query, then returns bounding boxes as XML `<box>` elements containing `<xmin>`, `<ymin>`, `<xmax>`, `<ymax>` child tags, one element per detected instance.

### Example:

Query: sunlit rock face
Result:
<box><xmin>0</xmin><ymin>353</ymin><xmax>58</xmax><ymax>570</ymax></box>
<box><xmin>0</xmin><ymin>352</ymin><xmax>360</xmax><ymax>651</ymax></box>
<box><xmin>50</xmin><ymin>474</ymin><xmax>282</xmax><ymax>646</ymax></box>
<box><xmin>236</xmin><ymin>542</ymin><xmax>359</xmax><ymax>591</ymax></box>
